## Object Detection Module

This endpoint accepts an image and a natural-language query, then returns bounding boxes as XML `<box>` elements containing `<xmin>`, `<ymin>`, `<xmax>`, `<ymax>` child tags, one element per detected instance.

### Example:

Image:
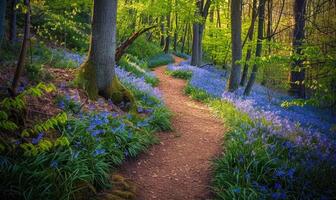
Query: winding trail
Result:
<box><xmin>120</xmin><ymin>57</ymin><xmax>225</xmax><ymax>200</ymax></box>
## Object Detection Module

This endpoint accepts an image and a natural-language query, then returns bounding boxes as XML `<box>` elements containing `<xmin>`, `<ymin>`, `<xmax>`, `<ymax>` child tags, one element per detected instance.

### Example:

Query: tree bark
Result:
<box><xmin>244</xmin><ymin>0</ymin><xmax>266</xmax><ymax>96</ymax></box>
<box><xmin>160</xmin><ymin>16</ymin><xmax>165</xmax><ymax>47</ymax></box>
<box><xmin>173</xmin><ymin>12</ymin><xmax>178</xmax><ymax>51</ymax></box>
<box><xmin>240</xmin><ymin>0</ymin><xmax>257</xmax><ymax>86</ymax></box>
<box><xmin>289</xmin><ymin>0</ymin><xmax>307</xmax><ymax>98</ymax></box>
<box><xmin>163</xmin><ymin>12</ymin><xmax>171</xmax><ymax>53</ymax></box>
<box><xmin>0</xmin><ymin>0</ymin><xmax>6</xmax><ymax>47</ymax></box>
<box><xmin>181</xmin><ymin>22</ymin><xmax>188</xmax><ymax>53</ymax></box>
<box><xmin>191</xmin><ymin>0</ymin><xmax>211</xmax><ymax>66</ymax></box>
<box><xmin>78</xmin><ymin>0</ymin><xmax>134</xmax><ymax>107</ymax></box>
<box><xmin>9</xmin><ymin>0</ymin><xmax>17</xmax><ymax>44</ymax></box>
<box><xmin>228</xmin><ymin>0</ymin><xmax>242</xmax><ymax>92</ymax></box>
<box><xmin>10</xmin><ymin>0</ymin><xmax>30</xmax><ymax>96</ymax></box>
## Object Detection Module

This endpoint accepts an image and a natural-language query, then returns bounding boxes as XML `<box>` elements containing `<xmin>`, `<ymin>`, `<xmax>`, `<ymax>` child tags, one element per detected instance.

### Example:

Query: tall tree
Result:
<box><xmin>191</xmin><ymin>0</ymin><xmax>211</xmax><ymax>66</ymax></box>
<box><xmin>289</xmin><ymin>0</ymin><xmax>307</xmax><ymax>98</ymax></box>
<box><xmin>10</xmin><ymin>0</ymin><xmax>30</xmax><ymax>96</ymax></box>
<box><xmin>0</xmin><ymin>0</ymin><xmax>6</xmax><ymax>47</ymax></box>
<box><xmin>244</xmin><ymin>0</ymin><xmax>266</xmax><ymax>96</ymax></box>
<box><xmin>78</xmin><ymin>0</ymin><xmax>134</xmax><ymax>106</ymax></box>
<box><xmin>9</xmin><ymin>0</ymin><xmax>18</xmax><ymax>44</ymax></box>
<box><xmin>228</xmin><ymin>0</ymin><xmax>242</xmax><ymax>92</ymax></box>
<box><xmin>160</xmin><ymin>16</ymin><xmax>165</xmax><ymax>47</ymax></box>
<box><xmin>240</xmin><ymin>0</ymin><xmax>258</xmax><ymax>86</ymax></box>
<box><xmin>163</xmin><ymin>11</ymin><xmax>171</xmax><ymax>53</ymax></box>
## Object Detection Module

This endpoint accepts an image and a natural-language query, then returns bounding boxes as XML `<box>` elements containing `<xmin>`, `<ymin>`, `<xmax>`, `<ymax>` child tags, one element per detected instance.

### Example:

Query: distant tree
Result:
<box><xmin>78</xmin><ymin>0</ymin><xmax>134</xmax><ymax>107</ymax></box>
<box><xmin>244</xmin><ymin>0</ymin><xmax>266</xmax><ymax>96</ymax></box>
<box><xmin>240</xmin><ymin>0</ymin><xmax>258</xmax><ymax>86</ymax></box>
<box><xmin>289</xmin><ymin>0</ymin><xmax>307</xmax><ymax>98</ymax></box>
<box><xmin>228</xmin><ymin>0</ymin><xmax>242</xmax><ymax>92</ymax></box>
<box><xmin>160</xmin><ymin>16</ymin><xmax>165</xmax><ymax>47</ymax></box>
<box><xmin>163</xmin><ymin>10</ymin><xmax>171</xmax><ymax>53</ymax></box>
<box><xmin>0</xmin><ymin>0</ymin><xmax>6</xmax><ymax>47</ymax></box>
<box><xmin>191</xmin><ymin>0</ymin><xmax>211</xmax><ymax>66</ymax></box>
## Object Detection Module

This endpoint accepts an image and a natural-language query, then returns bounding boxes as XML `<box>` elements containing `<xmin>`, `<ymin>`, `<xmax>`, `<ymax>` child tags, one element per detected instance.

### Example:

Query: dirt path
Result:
<box><xmin>119</xmin><ymin>57</ymin><xmax>224</xmax><ymax>200</ymax></box>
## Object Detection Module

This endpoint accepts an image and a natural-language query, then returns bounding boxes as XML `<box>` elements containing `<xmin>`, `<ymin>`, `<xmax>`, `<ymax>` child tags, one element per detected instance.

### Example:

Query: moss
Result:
<box><xmin>102</xmin><ymin>174</ymin><xmax>136</xmax><ymax>200</ymax></box>
<box><xmin>106</xmin><ymin>77</ymin><xmax>137</xmax><ymax>112</ymax></box>
<box><xmin>77</xmin><ymin>60</ymin><xmax>137</xmax><ymax>112</ymax></box>
<box><xmin>77</xmin><ymin>60</ymin><xmax>99</xmax><ymax>100</ymax></box>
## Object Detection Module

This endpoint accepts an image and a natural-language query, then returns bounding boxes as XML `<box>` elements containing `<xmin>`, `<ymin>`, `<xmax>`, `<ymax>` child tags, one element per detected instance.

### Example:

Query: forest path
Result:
<box><xmin>118</xmin><ymin>57</ymin><xmax>224</xmax><ymax>200</ymax></box>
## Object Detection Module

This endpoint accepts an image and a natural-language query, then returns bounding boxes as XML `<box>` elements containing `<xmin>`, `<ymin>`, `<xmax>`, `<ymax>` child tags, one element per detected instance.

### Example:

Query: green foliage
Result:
<box><xmin>55</xmin><ymin>95</ymin><xmax>82</xmax><ymax>114</ymax></box>
<box><xmin>119</xmin><ymin>54</ymin><xmax>159</xmax><ymax>86</ymax></box>
<box><xmin>148</xmin><ymin>106</ymin><xmax>172</xmax><ymax>131</ymax></box>
<box><xmin>125</xmin><ymin>36</ymin><xmax>162</xmax><ymax>61</ymax></box>
<box><xmin>32</xmin><ymin>3</ymin><xmax>90</xmax><ymax>53</ymax></box>
<box><xmin>26</xmin><ymin>62</ymin><xmax>54</xmax><ymax>82</ymax></box>
<box><xmin>0</xmin><ymin>96</ymin><xmax>158</xmax><ymax>199</ymax></box>
<box><xmin>147</xmin><ymin>54</ymin><xmax>174</xmax><ymax>68</ymax></box>
<box><xmin>166</xmin><ymin>70</ymin><xmax>192</xmax><ymax>80</ymax></box>
<box><xmin>0</xmin><ymin>147</ymin><xmax>109</xmax><ymax>200</ymax></box>
<box><xmin>184</xmin><ymin>84</ymin><xmax>213</xmax><ymax>102</ymax></box>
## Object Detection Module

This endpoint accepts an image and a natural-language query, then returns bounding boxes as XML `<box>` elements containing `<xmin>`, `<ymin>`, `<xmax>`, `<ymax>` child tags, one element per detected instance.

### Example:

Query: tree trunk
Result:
<box><xmin>191</xmin><ymin>23</ymin><xmax>200</xmax><ymax>66</ymax></box>
<box><xmin>78</xmin><ymin>0</ymin><xmax>134</xmax><ymax>107</ymax></box>
<box><xmin>164</xmin><ymin>12</ymin><xmax>171</xmax><ymax>53</ymax></box>
<box><xmin>173</xmin><ymin>12</ymin><xmax>178</xmax><ymax>51</ymax></box>
<box><xmin>289</xmin><ymin>0</ymin><xmax>307</xmax><ymax>98</ymax></box>
<box><xmin>9</xmin><ymin>0</ymin><xmax>17</xmax><ymax>44</ymax></box>
<box><xmin>160</xmin><ymin>16</ymin><xmax>165</xmax><ymax>47</ymax></box>
<box><xmin>244</xmin><ymin>0</ymin><xmax>266</xmax><ymax>96</ymax></box>
<box><xmin>228</xmin><ymin>0</ymin><xmax>242</xmax><ymax>92</ymax></box>
<box><xmin>240</xmin><ymin>0</ymin><xmax>257</xmax><ymax>86</ymax></box>
<box><xmin>10</xmin><ymin>0</ymin><xmax>30</xmax><ymax>96</ymax></box>
<box><xmin>0</xmin><ymin>0</ymin><xmax>6</xmax><ymax>47</ymax></box>
<box><xmin>191</xmin><ymin>0</ymin><xmax>211</xmax><ymax>67</ymax></box>
<box><xmin>181</xmin><ymin>22</ymin><xmax>188</xmax><ymax>53</ymax></box>
<box><xmin>216</xmin><ymin>6</ymin><xmax>221</xmax><ymax>28</ymax></box>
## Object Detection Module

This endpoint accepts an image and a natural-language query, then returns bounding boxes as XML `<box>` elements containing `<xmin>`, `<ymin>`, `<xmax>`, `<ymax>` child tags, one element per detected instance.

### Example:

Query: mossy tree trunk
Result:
<box><xmin>78</xmin><ymin>0</ymin><xmax>135</xmax><ymax>108</ymax></box>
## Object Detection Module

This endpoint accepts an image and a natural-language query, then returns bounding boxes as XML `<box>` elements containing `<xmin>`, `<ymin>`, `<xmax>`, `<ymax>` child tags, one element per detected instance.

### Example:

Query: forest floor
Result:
<box><xmin>115</xmin><ymin>57</ymin><xmax>225</xmax><ymax>200</ymax></box>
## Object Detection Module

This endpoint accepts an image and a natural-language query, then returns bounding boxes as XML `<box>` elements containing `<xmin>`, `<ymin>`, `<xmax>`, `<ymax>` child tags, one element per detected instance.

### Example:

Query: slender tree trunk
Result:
<box><xmin>216</xmin><ymin>6</ymin><xmax>221</xmax><ymax>28</ymax></box>
<box><xmin>228</xmin><ymin>0</ymin><xmax>242</xmax><ymax>92</ymax></box>
<box><xmin>9</xmin><ymin>0</ymin><xmax>17</xmax><ymax>44</ymax></box>
<box><xmin>187</xmin><ymin>23</ymin><xmax>191</xmax><ymax>54</ymax></box>
<box><xmin>209</xmin><ymin>6</ymin><xmax>214</xmax><ymax>23</ymax></box>
<box><xmin>0</xmin><ymin>0</ymin><xmax>6</xmax><ymax>47</ymax></box>
<box><xmin>160</xmin><ymin>16</ymin><xmax>165</xmax><ymax>47</ymax></box>
<box><xmin>289</xmin><ymin>0</ymin><xmax>307</xmax><ymax>98</ymax></box>
<box><xmin>191</xmin><ymin>23</ymin><xmax>200</xmax><ymax>65</ymax></box>
<box><xmin>244</xmin><ymin>0</ymin><xmax>266</xmax><ymax>96</ymax></box>
<box><xmin>266</xmin><ymin>0</ymin><xmax>272</xmax><ymax>54</ymax></box>
<box><xmin>240</xmin><ymin>0</ymin><xmax>257</xmax><ymax>86</ymax></box>
<box><xmin>10</xmin><ymin>0</ymin><xmax>30</xmax><ymax>96</ymax></box>
<box><xmin>181</xmin><ymin>22</ymin><xmax>188</xmax><ymax>53</ymax></box>
<box><xmin>164</xmin><ymin>12</ymin><xmax>171</xmax><ymax>53</ymax></box>
<box><xmin>173</xmin><ymin>12</ymin><xmax>178</xmax><ymax>51</ymax></box>
<box><xmin>78</xmin><ymin>0</ymin><xmax>134</xmax><ymax>106</ymax></box>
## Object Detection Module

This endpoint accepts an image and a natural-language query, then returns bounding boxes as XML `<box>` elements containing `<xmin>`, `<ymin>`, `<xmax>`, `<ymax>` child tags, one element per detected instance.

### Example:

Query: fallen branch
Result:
<box><xmin>115</xmin><ymin>25</ymin><xmax>157</xmax><ymax>62</ymax></box>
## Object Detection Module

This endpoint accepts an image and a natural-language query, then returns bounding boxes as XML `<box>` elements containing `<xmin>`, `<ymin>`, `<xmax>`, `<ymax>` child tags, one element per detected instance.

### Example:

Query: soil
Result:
<box><xmin>116</xmin><ymin>57</ymin><xmax>225</xmax><ymax>200</ymax></box>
